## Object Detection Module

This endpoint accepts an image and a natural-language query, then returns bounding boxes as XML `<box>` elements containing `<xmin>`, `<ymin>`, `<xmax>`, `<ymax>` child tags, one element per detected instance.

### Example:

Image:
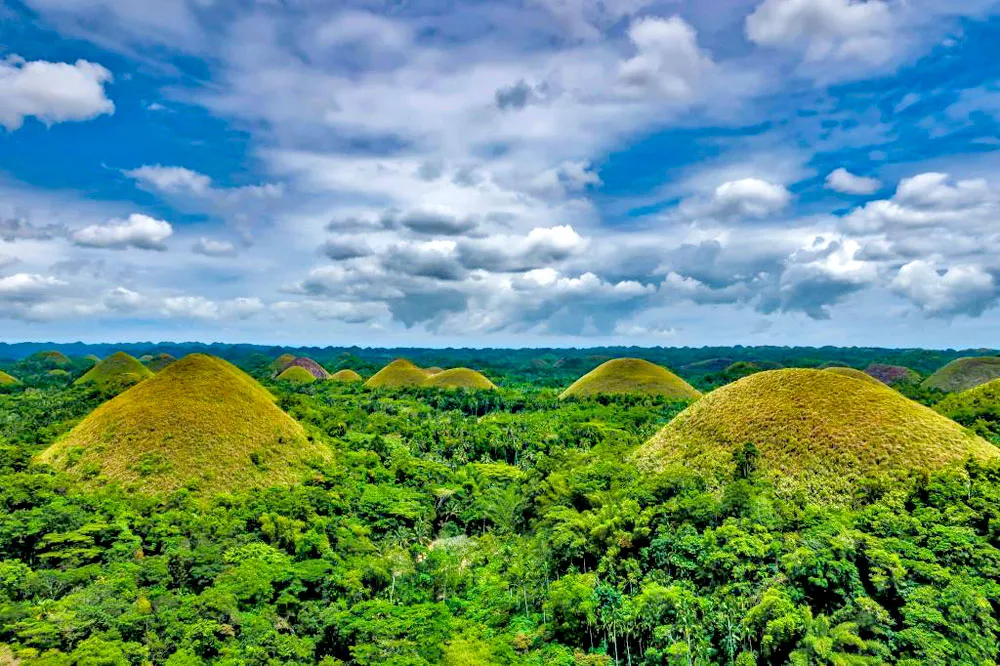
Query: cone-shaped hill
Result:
<box><xmin>822</xmin><ymin>367</ymin><xmax>884</xmax><ymax>386</ymax></box>
<box><xmin>144</xmin><ymin>353</ymin><xmax>177</xmax><ymax>372</ymax></box>
<box><xmin>32</xmin><ymin>350</ymin><xmax>71</xmax><ymax>367</ymax></box>
<box><xmin>936</xmin><ymin>379</ymin><xmax>1000</xmax><ymax>442</ymax></box>
<box><xmin>38</xmin><ymin>354</ymin><xmax>330</xmax><ymax>494</ymax></box>
<box><xmin>283</xmin><ymin>357</ymin><xmax>330</xmax><ymax>380</ymax></box>
<box><xmin>270</xmin><ymin>353</ymin><xmax>297</xmax><ymax>373</ymax></box>
<box><xmin>425</xmin><ymin>367</ymin><xmax>444</xmax><ymax>375</ymax></box>
<box><xmin>635</xmin><ymin>369</ymin><xmax>998</xmax><ymax>501</ymax></box>
<box><xmin>75</xmin><ymin>352</ymin><xmax>153</xmax><ymax>391</ymax></box>
<box><xmin>330</xmin><ymin>369</ymin><xmax>363</xmax><ymax>383</ymax></box>
<box><xmin>560</xmin><ymin>358</ymin><xmax>700</xmax><ymax>400</ymax></box>
<box><xmin>0</xmin><ymin>370</ymin><xmax>19</xmax><ymax>386</ymax></box>
<box><xmin>923</xmin><ymin>357</ymin><xmax>1000</xmax><ymax>392</ymax></box>
<box><xmin>365</xmin><ymin>359</ymin><xmax>430</xmax><ymax>388</ymax></box>
<box><xmin>277</xmin><ymin>366</ymin><xmax>317</xmax><ymax>384</ymax></box>
<box><xmin>423</xmin><ymin>368</ymin><xmax>497</xmax><ymax>390</ymax></box>
<box><xmin>865</xmin><ymin>364</ymin><xmax>920</xmax><ymax>386</ymax></box>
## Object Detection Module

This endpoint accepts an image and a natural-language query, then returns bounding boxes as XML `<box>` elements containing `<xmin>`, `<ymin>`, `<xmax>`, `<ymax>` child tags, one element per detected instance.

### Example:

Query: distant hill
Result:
<box><xmin>76</xmin><ymin>352</ymin><xmax>153</xmax><ymax>391</ymax></box>
<box><xmin>270</xmin><ymin>353</ymin><xmax>297</xmax><ymax>373</ymax></box>
<box><xmin>365</xmin><ymin>359</ymin><xmax>431</xmax><ymax>389</ymax></box>
<box><xmin>560</xmin><ymin>358</ymin><xmax>700</xmax><ymax>400</ymax></box>
<box><xmin>330</xmin><ymin>369</ymin><xmax>363</xmax><ymax>383</ymax></box>
<box><xmin>865</xmin><ymin>364</ymin><xmax>920</xmax><ymax>386</ymax></box>
<box><xmin>923</xmin><ymin>357</ymin><xmax>1000</xmax><ymax>392</ymax></box>
<box><xmin>636</xmin><ymin>369</ymin><xmax>997</xmax><ymax>502</ymax></box>
<box><xmin>283</xmin><ymin>357</ymin><xmax>330</xmax><ymax>380</ymax></box>
<box><xmin>0</xmin><ymin>370</ymin><xmax>19</xmax><ymax>386</ymax></box>
<box><xmin>32</xmin><ymin>350</ymin><xmax>71</xmax><ymax>368</ymax></box>
<box><xmin>277</xmin><ymin>366</ymin><xmax>317</xmax><ymax>384</ymax></box>
<box><xmin>936</xmin><ymin>379</ymin><xmax>1000</xmax><ymax>443</ymax></box>
<box><xmin>144</xmin><ymin>353</ymin><xmax>177</xmax><ymax>372</ymax></box>
<box><xmin>423</xmin><ymin>368</ymin><xmax>496</xmax><ymax>390</ymax></box>
<box><xmin>38</xmin><ymin>354</ymin><xmax>331</xmax><ymax>494</ymax></box>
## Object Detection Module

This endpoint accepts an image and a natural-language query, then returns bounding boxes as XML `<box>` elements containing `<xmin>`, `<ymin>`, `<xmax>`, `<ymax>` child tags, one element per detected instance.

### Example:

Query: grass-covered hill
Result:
<box><xmin>330</xmin><ymin>369</ymin><xmax>363</xmax><ymax>383</ymax></box>
<box><xmin>37</xmin><ymin>354</ymin><xmax>331</xmax><ymax>494</ymax></box>
<box><xmin>283</xmin><ymin>357</ymin><xmax>330</xmax><ymax>380</ymax></box>
<box><xmin>32</xmin><ymin>350</ymin><xmax>71</xmax><ymax>368</ymax></box>
<box><xmin>423</xmin><ymin>367</ymin><xmax>497</xmax><ymax>390</ymax></box>
<box><xmin>636</xmin><ymin>368</ymin><xmax>998</xmax><ymax>501</ymax></box>
<box><xmin>277</xmin><ymin>365</ymin><xmax>318</xmax><ymax>384</ymax></box>
<box><xmin>365</xmin><ymin>358</ymin><xmax>431</xmax><ymax>389</ymax></box>
<box><xmin>822</xmin><ymin>366</ymin><xmax>884</xmax><ymax>386</ymax></box>
<box><xmin>0</xmin><ymin>370</ymin><xmax>19</xmax><ymax>386</ymax></box>
<box><xmin>270</xmin><ymin>353</ymin><xmax>297</xmax><ymax>373</ymax></box>
<box><xmin>144</xmin><ymin>353</ymin><xmax>177</xmax><ymax>372</ymax></box>
<box><xmin>865</xmin><ymin>363</ymin><xmax>921</xmax><ymax>386</ymax></box>
<box><xmin>936</xmin><ymin>379</ymin><xmax>1000</xmax><ymax>443</ymax></box>
<box><xmin>75</xmin><ymin>352</ymin><xmax>153</xmax><ymax>391</ymax></box>
<box><xmin>560</xmin><ymin>358</ymin><xmax>700</xmax><ymax>400</ymax></box>
<box><xmin>922</xmin><ymin>356</ymin><xmax>1000</xmax><ymax>392</ymax></box>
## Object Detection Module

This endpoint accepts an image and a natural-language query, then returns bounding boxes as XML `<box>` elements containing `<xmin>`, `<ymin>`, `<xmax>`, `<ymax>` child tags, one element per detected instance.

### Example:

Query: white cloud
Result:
<box><xmin>745</xmin><ymin>0</ymin><xmax>895</xmax><ymax>65</ymax></box>
<box><xmin>126</xmin><ymin>165</ymin><xmax>211</xmax><ymax>195</ymax></box>
<box><xmin>161</xmin><ymin>295</ymin><xmax>264</xmax><ymax>320</ymax></box>
<box><xmin>103</xmin><ymin>286</ymin><xmax>142</xmax><ymax>311</ymax></box>
<box><xmin>0</xmin><ymin>56</ymin><xmax>114</xmax><ymax>131</ymax></box>
<box><xmin>0</xmin><ymin>273</ymin><xmax>67</xmax><ymax>302</ymax></box>
<box><xmin>72</xmin><ymin>213</ymin><xmax>173</xmax><ymax>250</ymax></box>
<box><xmin>892</xmin><ymin>260</ymin><xmax>997</xmax><ymax>317</ymax></box>
<box><xmin>458</xmin><ymin>225</ymin><xmax>588</xmax><ymax>272</ymax></box>
<box><xmin>192</xmin><ymin>237</ymin><xmax>238</xmax><ymax>257</ymax></box>
<box><xmin>844</xmin><ymin>172</ymin><xmax>996</xmax><ymax>232</ymax></box>
<box><xmin>826</xmin><ymin>168</ymin><xmax>881</xmax><ymax>195</ymax></box>
<box><xmin>619</xmin><ymin>17</ymin><xmax>715</xmax><ymax>100</ymax></box>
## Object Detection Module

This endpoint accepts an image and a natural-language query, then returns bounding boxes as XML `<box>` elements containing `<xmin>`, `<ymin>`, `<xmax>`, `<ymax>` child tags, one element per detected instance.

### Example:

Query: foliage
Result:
<box><xmin>922</xmin><ymin>356</ymin><xmax>1000</xmax><ymax>393</ymax></box>
<box><xmin>75</xmin><ymin>352</ymin><xmax>154</xmax><ymax>392</ymax></box>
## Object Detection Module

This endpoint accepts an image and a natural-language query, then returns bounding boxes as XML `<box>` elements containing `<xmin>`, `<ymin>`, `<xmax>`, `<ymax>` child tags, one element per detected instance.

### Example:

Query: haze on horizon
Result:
<box><xmin>2</xmin><ymin>0</ymin><xmax>1000</xmax><ymax>348</ymax></box>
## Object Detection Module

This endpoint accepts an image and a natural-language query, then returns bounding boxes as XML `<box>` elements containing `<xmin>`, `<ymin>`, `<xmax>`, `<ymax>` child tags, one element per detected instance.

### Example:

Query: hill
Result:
<box><xmin>423</xmin><ymin>368</ymin><xmax>497</xmax><ymax>390</ymax></box>
<box><xmin>560</xmin><ymin>358</ymin><xmax>700</xmax><ymax>400</ymax></box>
<box><xmin>75</xmin><ymin>352</ymin><xmax>154</xmax><ymax>391</ymax></box>
<box><xmin>0</xmin><ymin>370</ymin><xmax>19</xmax><ymax>386</ymax></box>
<box><xmin>144</xmin><ymin>353</ymin><xmax>177</xmax><ymax>372</ymax></box>
<box><xmin>822</xmin><ymin>366</ymin><xmax>884</xmax><ymax>386</ymax></box>
<box><xmin>38</xmin><ymin>354</ymin><xmax>330</xmax><ymax>494</ymax></box>
<box><xmin>923</xmin><ymin>357</ymin><xmax>1000</xmax><ymax>392</ymax></box>
<box><xmin>32</xmin><ymin>350</ymin><xmax>71</xmax><ymax>367</ymax></box>
<box><xmin>283</xmin><ymin>357</ymin><xmax>330</xmax><ymax>380</ymax></box>
<box><xmin>635</xmin><ymin>369</ymin><xmax>998</xmax><ymax>501</ymax></box>
<box><xmin>270</xmin><ymin>353</ymin><xmax>297</xmax><ymax>373</ymax></box>
<box><xmin>330</xmin><ymin>369</ymin><xmax>363</xmax><ymax>383</ymax></box>
<box><xmin>277</xmin><ymin>366</ymin><xmax>317</xmax><ymax>384</ymax></box>
<box><xmin>865</xmin><ymin>364</ymin><xmax>920</xmax><ymax>386</ymax></box>
<box><xmin>936</xmin><ymin>379</ymin><xmax>1000</xmax><ymax>443</ymax></box>
<box><xmin>365</xmin><ymin>359</ymin><xmax>430</xmax><ymax>389</ymax></box>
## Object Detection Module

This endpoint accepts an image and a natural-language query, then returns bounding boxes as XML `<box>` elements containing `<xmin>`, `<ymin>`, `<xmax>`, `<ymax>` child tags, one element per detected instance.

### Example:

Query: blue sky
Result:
<box><xmin>2</xmin><ymin>0</ymin><xmax>1000</xmax><ymax>347</ymax></box>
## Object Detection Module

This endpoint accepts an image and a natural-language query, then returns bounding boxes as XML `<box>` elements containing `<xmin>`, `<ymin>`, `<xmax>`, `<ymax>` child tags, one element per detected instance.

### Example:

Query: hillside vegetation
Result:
<box><xmin>923</xmin><ymin>356</ymin><xmax>1000</xmax><ymax>392</ymax></box>
<box><xmin>144</xmin><ymin>353</ymin><xmax>177</xmax><ymax>372</ymax></box>
<box><xmin>560</xmin><ymin>358</ymin><xmax>700</xmax><ymax>400</ymax></box>
<box><xmin>865</xmin><ymin>363</ymin><xmax>920</xmax><ymax>385</ymax></box>
<box><xmin>0</xmin><ymin>370</ymin><xmax>18</xmax><ymax>386</ymax></box>
<box><xmin>636</xmin><ymin>369</ymin><xmax>998</xmax><ymax>501</ymax></box>
<box><xmin>277</xmin><ymin>365</ymin><xmax>318</xmax><ymax>384</ymax></box>
<box><xmin>936</xmin><ymin>379</ymin><xmax>1000</xmax><ymax>443</ymax></box>
<box><xmin>822</xmin><ymin>366</ymin><xmax>884</xmax><ymax>386</ymax></box>
<box><xmin>75</xmin><ymin>352</ymin><xmax>153</xmax><ymax>391</ymax></box>
<box><xmin>283</xmin><ymin>357</ymin><xmax>330</xmax><ymax>380</ymax></box>
<box><xmin>38</xmin><ymin>354</ymin><xmax>330</xmax><ymax>493</ymax></box>
<box><xmin>423</xmin><ymin>367</ymin><xmax>497</xmax><ymax>390</ymax></box>
<box><xmin>365</xmin><ymin>358</ymin><xmax>431</xmax><ymax>388</ymax></box>
<box><xmin>270</xmin><ymin>353</ymin><xmax>297</xmax><ymax>373</ymax></box>
<box><xmin>330</xmin><ymin>369</ymin><xmax>363</xmax><ymax>382</ymax></box>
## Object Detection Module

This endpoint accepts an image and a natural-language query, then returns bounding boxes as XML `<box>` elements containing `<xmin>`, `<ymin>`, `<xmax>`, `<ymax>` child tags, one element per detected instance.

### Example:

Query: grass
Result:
<box><xmin>0</xmin><ymin>370</ymin><xmax>19</xmax><ymax>386</ymax></box>
<box><xmin>923</xmin><ymin>357</ymin><xmax>1000</xmax><ymax>392</ymax></box>
<box><xmin>423</xmin><ymin>368</ymin><xmax>497</xmax><ymax>390</ymax></box>
<box><xmin>635</xmin><ymin>369</ymin><xmax>998</xmax><ymax>502</ymax></box>
<box><xmin>330</xmin><ymin>369</ymin><xmax>363</xmax><ymax>383</ymax></box>
<box><xmin>865</xmin><ymin>364</ymin><xmax>920</xmax><ymax>386</ymax></box>
<box><xmin>145</xmin><ymin>353</ymin><xmax>177</xmax><ymax>372</ymax></box>
<box><xmin>425</xmin><ymin>367</ymin><xmax>444</xmax><ymax>375</ymax></box>
<box><xmin>822</xmin><ymin>366</ymin><xmax>884</xmax><ymax>386</ymax></box>
<box><xmin>365</xmin><ymin>358</ymin><xmax>431</xmax><ymax>389</ymax></box>
<box><xmin>38</xmin><ymin>354</ymin><xmax>331</xmax><ymax>494</ymax></box>
<box><xmin>47</xmin><ymin>369</ymin><xmax>70</xmax><ymax>377</ymax></box>
<box><xmin>283</xmin><ymin>357</ymin><xmax>330</xmax><ymax>380</ymax></box>
<box><xmin>277</xmin><ymin>365</ymin><xmax>317</xmax><ymax>384</ymax></box>
<box><xmin>936</xmin><ymin>379</ymin><xmax>1000</xmax><ymax>443</ymax></box>
<box><xmin>33</xmin><ymin>350</ymin><xmax>71</xmax><ymax>367</ymax></box>
<box><xmin>76</xmin><ymin>352</ymin><xmax>154</xmax><ymax>391</ymax></box>
<box><xmin>560</xmin><ymin>358</ymin><xmax>701</xmax><ymax>400</ymax></box>
<box><xmin>270</xmin><ymin>353</ymin><xmax>297</xmax><ymax>373</ymax></box>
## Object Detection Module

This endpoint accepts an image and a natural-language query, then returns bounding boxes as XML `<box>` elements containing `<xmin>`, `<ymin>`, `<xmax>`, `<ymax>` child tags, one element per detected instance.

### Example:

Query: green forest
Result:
<box><xmin>2</xmin><ymin>346</ymin><xmax>1000</xmax><ymax>665</ymax></box>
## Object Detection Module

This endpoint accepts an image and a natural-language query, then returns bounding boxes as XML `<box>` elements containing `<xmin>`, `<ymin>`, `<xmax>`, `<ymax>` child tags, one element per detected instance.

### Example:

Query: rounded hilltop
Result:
<box><xmin>865</xmin><ymin>364</ymin><xmax>920</xmax><ymax>386</ymax></box>
<box><xmin>144</xmin><ymin>353</ymin><xmax>177</xmax><ymax>373</ymax></box>
<box><xmin>560</xmin><ymin>358</ymin><xmax>700</xmax><ymax>400</ymax></box>
<box><xmin>936</xmin><ymin>379</ymin><xmax>1000</xmax><ymax>443</ymax></box>
<box><xmin>923</xmin><ymin>357</ymin><xmax>1000</xmax><ymax>393</ymax></box>
<box><xmin>270</xmin><ymin>353</ymin><xmax>297</xmax><ymax>373</ymax></box>
<box><xmin>32</xmin><ymin>350</ymin><xmax>71</xmax><ymax>367</ymax></box>
<box><xmin>330</xmin><ymin>369</ymin><xmax>363</xmax><ymax>383</ymax></box>
<box><xmin>282</xmin><ymin>357</ymin><xmax>330</xmax><ymax>380</ymax></box>
<box><xmin>822</xmin><ymin>366</ymin><xmax>884</xmax><ymax>386</ymax></box>
<box><xmin>0</xmin><ymin>370</ymin><xmax>19</xmax><ymax>386</ymax></box>
<box><xmin>75</xmin><ymin>352</ymin><xmax>153</xmax><ymax>391</ymax></box>
<box><xmin>423</xmin><ymin>368</ymin><xmax>497</xmax><ymax>390</ymax></box>
<box><xmin>635</xmin><ymin>368</ymin><xmax>998</xmax><ymax>502</ymax></box>
<box><xmin>38</xmin><ymin>354</ymin><xmax>331</xmax><ymax>494</ymax></box>
<box><xmin>365</xmin><ymin>358</ymin><xmax>431</xmax><ymax>388</ymax></box>
<box><xmin>277</xmin><ymin>365</ymin><xmax>318</xmax><ymax>384</ymax></box>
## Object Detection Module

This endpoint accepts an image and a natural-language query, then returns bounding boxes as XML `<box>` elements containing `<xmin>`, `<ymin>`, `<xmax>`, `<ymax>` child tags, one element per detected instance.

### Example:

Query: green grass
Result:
<box><xmin>75</xmin><ymin>352</ymin><xmax>154</xmax><ymax>391</ymax></box>
<box><xmin>0</xmin><ymin>370</ymin><xmax>19</xmax><ymax>386</ymax></box>
<box><xmin>422</xmin><ymin>368</ymin><xmax>497</xmax><ymax>390</ymax></box>
<box><xmin>560</xmin><ymin>358</ymin><xmax>701</xmax><ymax>400</ymax></box>
<box><xmin>33</xmin><ymin>350</ymin><xmax>71</xmax><ymax>367</ymax></box>
<box><xmin>277</xmin><ymin>365</ymin><xmax>317</xmax><ymax>384</ymax></box>
<box><xmin>144</xmin><ymin>353</ymin><xmax>177</xmax><ymax>372</ymax></box>
<box><xmin>936</xmin><ymin>379</ymin><xmax>1000</xmax><ymax>443</ymax></box>
<box><xmin>330</xmin><ymin>369</ymin><xmax>363</xmax><ymax>383</ymax></box>
<box><xmin>822</xmin><ymin>366</ymin><xmax>884</xmax><ymax>386</ymax></box>
<box><xmin>365</xmin><ymin>359</ymin><xmax>431</xmax><ymax>389</ymax></box>
<box><xmin>38</xmin><ymin>354</ymin><xmax>331</xmax><ymax>494</ymax></box>
<box><xmin>270</xmin><ymin>353</ymin><xmax>297</xmax><ymax>373</ymax></box>
<box><xmin>636</xmin><ymin>369</ymin><xmax>998</xmax><ymax>502</ymax></box>
<box><xmin>283</xmin><ymin>357</ymin><xmax>330</xmax><ymax>379</ymax></box>
<box><xmin>47</xmin><ymin>369</ymin><xmax>70</xmax><ymax>377</ymax></box>
<box><xmin>923</xmin><ymin>357</ymin><xmax>1000</xmax><ymax>392</ymax></box>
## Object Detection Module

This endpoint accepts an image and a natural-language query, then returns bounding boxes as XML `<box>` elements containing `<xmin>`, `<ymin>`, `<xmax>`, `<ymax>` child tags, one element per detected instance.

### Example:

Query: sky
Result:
<box><xmin>2</xmin><ymin>0</ymin><xmax>1000</xmax><ymax>348</ymax></box>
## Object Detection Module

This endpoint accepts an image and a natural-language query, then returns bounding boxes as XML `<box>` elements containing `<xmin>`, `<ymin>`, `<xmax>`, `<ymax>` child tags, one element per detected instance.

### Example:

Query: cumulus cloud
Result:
<box><xmin>192</xmin><ymin>237</ymin><xmax>238</xmax><ymax>257</ymax></box>
<box><xmin>745</xmin><ymin>0</ymin><xmax>895</xmax><ymax>65</ymax></box>
<box><xmin>844</xmin><ymin>172</ymin><xmax>995</xmax><ymax>232</ymax></box>
<box><xmin>458</xmin><ymin>225</ymin><xmax>588</xmax><ymax>272</ymax></box>
<box><xmin>891</xmin><ymin>260</ymin><xmax>998</xmax><ymax>318</ymax></box>
<box><xmin>770</xmin><ymin>237</ymin><xmax>878</xmax><ymax>319</ymax></box>
<box><xmin>386</xmin><ymin>207</ymin><xmax>479</xmax><ymax>236</ymax></box>
<box><xmin>103</xmin><ymin>286</ymin><xmax>142</xmax><ymax>311</ymax></box>
<box><xmin>826</xmin><ymin>168</ymin><xmax>881</xmax><ymax>195</ymax></box>
<box><xmin>619</xmin><ymin>17</ymin><xmax>715</xmax><ymax>100</ymax></box>
<box><xmin>0</xmin><ymin>216</ymin><xmax>64</xmax><ymax>241</ymax></box>
<box><xmin>0</xmin><ymin>56</ymin><xmax>114</xmax><ymax>131</ymax></box>
<box><xmin>126</xmin><ymin>165</ymin><xmax>212</xmax><ymax>195</ymax></box>
<box><xmin>162</xmin><ymin>295</ymin><xmax>264</xmax><ymax>320</ymax></box>
<box><xmin>0</xmin><ymin>273</ymin><xmax>67</xmax><ymax>303</ymax></box>
<box><xmin>679</xmin><ymin>178</ymin><xmax>792</xmax><ymax>220</ymax></box>
<box><xmin>72</xmin><ymin>213</ymin><xmax>173</xmax><ymax>250</ymax></box>
<box><xmin>321</xmin><ymin>237</ymin><xmax>372</xmax><ymax>261</ymax></box>
<box><xmin>383</xmin><ymin>240</ymin><xmax>466</xmax><ymax>281</ymax></box>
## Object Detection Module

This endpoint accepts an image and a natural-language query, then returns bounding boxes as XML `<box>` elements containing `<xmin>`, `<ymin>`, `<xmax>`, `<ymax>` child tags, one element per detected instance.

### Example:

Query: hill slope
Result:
<box><xmin>283</xmin><ymin>357</ymin><xmax>330</xmax><ymax>380</ymax></box>
<box><xmin>365</xmin><ymin>359</ymin><xmax>430</xmax><ymax>389</ymax></box>
<box><xmin>822</xmin><ymin>367</ymin><xmax>884</xmax><ymax>386</ymax></box>
<box><xmin>923</xmin><ymin>357</ymin><xmax>1000</xmax><ymax>392</ymax></box>
<box><xmin>32</xmin><ymin>351</ymin><xmax>71</xmax><ymax>368</ymax></box>
<box><xmin>936</xmin><ymin>379</ymin><xmax>1000</xmax><ymax>443</ymax></box>
<box><xmin>75</xmin><ymin>352</ymin><xmax>153</xmax><ymax>391</ymax></box>
<box><xmin>330</xmin><ymin>369</ymin><xmax>363</xmax><ymax>383</ymax></box>
<box><xmin>865</xmin><ymin>364</ymin><xmax>920</xmax><ymax>386</ymax></box>
<box><xmin>423</xmin><ymin>368</ymin><xmax>496</xmax><ymax>390</ymax></box>
<box><xmin>270</xmin><ymin>353</ymin><xmax>297</xmax><ymax>373</ymax></box>
<box><xmin>277</xmin><ymin>366</ymin><xmax>317</xmax><ymax>384</ymax></box>
<box><xmin>39</xmin><ymin>354</ymin><xmax>330</xmax><ymax>493</ymax></box>
<box><xmin>560</xmin><ymin>358</ymin><xmax>700</xmax><ymax>400</ymax></box>
<box><xmin>0</xmin><ymin>370</ymin><xmax>19</xmax><ymax>386</ymax></box>
<box><xmin>144</xmin><ymin>353</ymin><xmax>177</xmax><ymax>372</ymax></box>
<box><xmin>636</xmin><ymin>369</ymin><xmax>997</xmax><ymax>501</ymax></box>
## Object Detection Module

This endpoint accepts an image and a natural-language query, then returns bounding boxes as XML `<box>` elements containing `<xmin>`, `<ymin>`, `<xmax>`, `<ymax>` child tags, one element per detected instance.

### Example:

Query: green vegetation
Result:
<box><xmin>284</xmin><ymin>357</ymin><xmax>331</xmax><ymax>379</ymax></box>
<box><xmin>270</xmin><ymin>353</ymin><xmax>297</xmax><ymax>373</ymax></box>
<box><xmin>277</xmin><ymin>365</ymin><xmax>319</xmax><ymax>384</ymax></box>
<box><xmin>923</xmin><ymin>356</ymin><xmax>1000</xmax><ymax>392</ymax></box>
<box><xmin>865</xmin><ymin>363</ymin><xmax>921</xmax><ymax>386</ymax></box>
<box><xmin>560</xmin><ymin>358</ymin><xmax>701</xmax><ymax>400</ymax></box>
<box><xmin>365</xmin><ymin>358</ymin><xmax>432</xmax><ymax>389</ymax></box>
<box><xmin>330</xmin><ymin>368</ymin><xmax>363</xmax><ymax>382</ymax></box>
<box><xmin>422</xmin><ymin>367</ymin><xmax>497</xmax><ymax>390</ymax></box>
<box><xmin>32</xmin><ymin>350</ymin><xmax>71</xmax><ymax>367</ymax></box>
<box><xmin>38</xmin><ymin>354</ymin><xmax>331</xmax><ymax>493</ymax></box>
<box><xmin>822</xmin><ymin>366</ymin><xmax>884</xmax><ymax>385</ymax></box>
<box><xmin>0</xmin><ymin>370</ymin><xmax>18</xmax><ymax>386</ymax></box>
<box><xmin>637</xmin><ymin>369</ymin><xmax>998</xmax><ymax>501</ymax></box>
<box><xmin>144</xmin><ymin>353</ymin><xmax>177</xmax><ymax>372</ymax></box>
<box><xmin>75</xmin><ymin>351</ymin><xmax>154</xmax><ymax>391</ymax></box>
<box><xmin>936</xmin><ymin>379</ymin><xmax>1000</xmax><ymax>443</ymax></box>
<box><xmin>46</xmin><ymin>369</ymin><xmax>70</xmax><ymax>377</ymax></box>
